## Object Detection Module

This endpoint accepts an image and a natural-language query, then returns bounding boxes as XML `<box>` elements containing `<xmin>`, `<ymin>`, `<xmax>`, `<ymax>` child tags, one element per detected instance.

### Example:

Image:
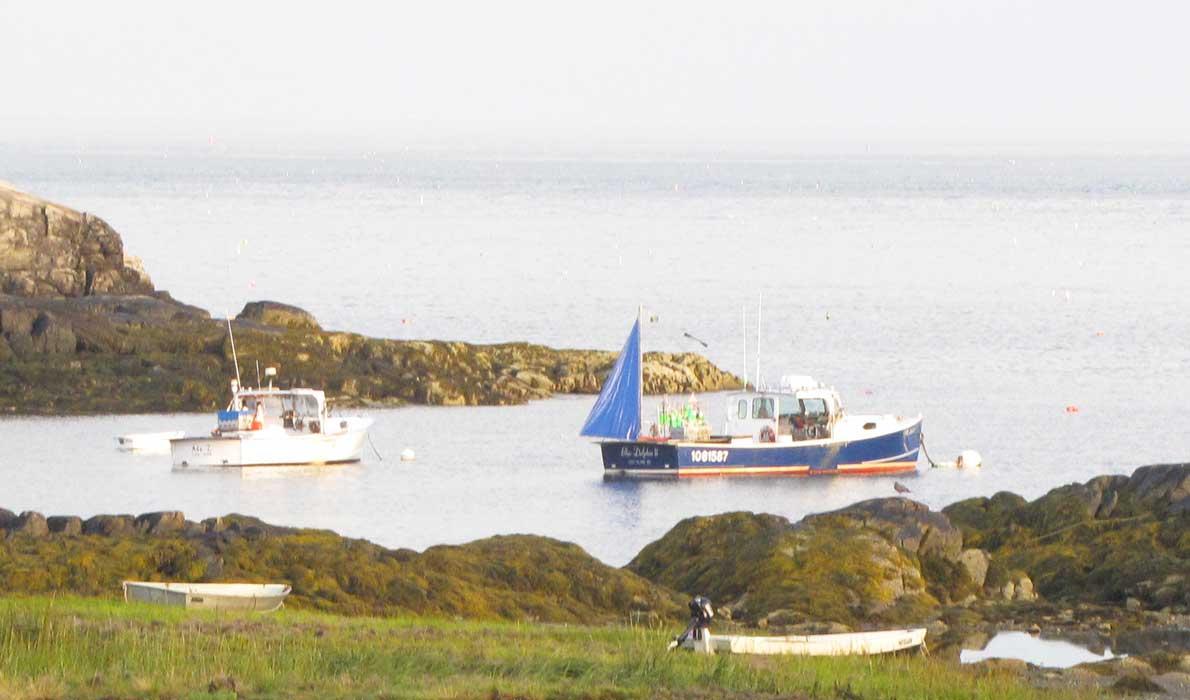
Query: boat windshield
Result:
<box><xmin>239</xmin><ymin>393</ymin><xmax>321</xmax><ymax>429</ymax></box>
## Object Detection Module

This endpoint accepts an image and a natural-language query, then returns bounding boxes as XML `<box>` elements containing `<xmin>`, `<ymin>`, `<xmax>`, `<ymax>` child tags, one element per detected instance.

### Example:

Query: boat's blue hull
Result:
<box><xmin>600</xmin><ymin>418</ymin><xmax>921</xmax><ymax>477</ymax></box>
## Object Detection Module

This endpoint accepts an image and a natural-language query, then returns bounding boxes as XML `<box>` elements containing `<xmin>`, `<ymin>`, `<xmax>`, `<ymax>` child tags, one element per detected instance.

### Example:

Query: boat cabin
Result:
<box><xmin>218</xmin><ymin>387</ymin><xmax>328</xmax><ymax>434</ymax></box>
<box><xmin>723</xmin><ymin>376</ymin><xmax>842</xmax><ymax>442</ymax></box>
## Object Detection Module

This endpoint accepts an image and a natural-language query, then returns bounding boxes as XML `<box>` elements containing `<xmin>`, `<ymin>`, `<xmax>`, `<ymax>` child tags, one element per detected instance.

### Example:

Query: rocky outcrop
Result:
<box><xmin>11</xmin><ymin>511</ymin><xmax>49</xmax><ymax>538</ymax></box>
<box><xmin>626</xmin><ymin>500</ymin><xmax>968</xmax><ymax>628</ymax></box>
<box><xmin>237</xmin><ymin>301</ymin><xmax>321</xmax><ymax>331</ymax></box>
<box><xmin>0</xmin><ymin>509</ymin><xmax>683</xmax><ymax>624</ymax></box>
<box><xmin>628</xmin><ymin>464</ymin><xmax>1188</xmax><ymax>632</ymax></box>
<box><xmin>0</xmin><ymin>293</ymin><xmax>740</xmax><ymax>413</ymax></box>
<box><xmin>0</xmin><ymin>183</ymin><xmax>153</xmax><ymax>297</ymax></box>
<box><xmin>944</xmin><ymin>463</ymin><xmax>1189</xmax><ymax>611</ymax></box>
<box><xmin>0</xmin><ymin>185</ymin><xmax>740</xmax><ymax>413</ymax></box>
<box><xmin>46</xmin><ymin>516</ymin><xmax>82</xmax><ymax>536</ymax></box>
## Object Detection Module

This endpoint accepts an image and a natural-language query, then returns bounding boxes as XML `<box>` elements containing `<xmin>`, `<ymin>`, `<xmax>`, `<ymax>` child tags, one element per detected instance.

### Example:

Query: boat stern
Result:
<box><xmin>600</xmin><ymin>441</ymin><xmax>681</xmax><ymax>477</ymax></box>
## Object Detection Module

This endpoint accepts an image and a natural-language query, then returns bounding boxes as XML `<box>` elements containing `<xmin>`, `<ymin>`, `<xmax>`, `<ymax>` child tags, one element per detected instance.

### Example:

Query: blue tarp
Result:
<box><xmin>580</xmin><ymin>318</ymin><xmax>642</xmax><ymax>440</ymax></box>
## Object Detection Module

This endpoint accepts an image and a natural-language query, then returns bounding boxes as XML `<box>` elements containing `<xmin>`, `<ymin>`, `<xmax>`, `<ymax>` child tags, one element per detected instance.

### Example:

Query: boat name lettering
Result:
<box><xmin>691</xmin><ymin>449</ymin><xmax>729</xmax><ymax>464</ymax></box>
<box><xmin>620</xmin><ymin>445</ymin><xmax>659</xmax><ymax>459</ymax></box>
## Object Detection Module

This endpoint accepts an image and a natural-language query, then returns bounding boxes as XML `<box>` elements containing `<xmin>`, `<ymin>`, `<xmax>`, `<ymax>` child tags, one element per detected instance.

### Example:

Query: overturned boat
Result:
<box><xmin>122</xmin><ymin>581</ymin><xmax>291</xmax><ymax>612</ymax></box>
<box><xmin>671</xmin><ymin>596</ymin><xmax>926</xmax><ymax>656</ymax></box>
<box><xmin>171</xmin><ymin>368</ymin><xmax>372</xmax><ymax>467</ymax></box>
<box><xmin>583</xmin><ymin>313</ymin><xmax>922</xmax><ymax>478</ymax></box>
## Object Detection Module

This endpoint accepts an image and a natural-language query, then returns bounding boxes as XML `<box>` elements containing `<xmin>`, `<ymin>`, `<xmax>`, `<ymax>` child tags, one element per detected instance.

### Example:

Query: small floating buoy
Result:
<box><xmin>400</xmin><ymin>448</ymin><xmax>416</xmax><ymax>462</ymax></box>
<box><xmin>956</xmin><ymin>450</ymin><xmax>982</xmax><ymax>469</ymax></box>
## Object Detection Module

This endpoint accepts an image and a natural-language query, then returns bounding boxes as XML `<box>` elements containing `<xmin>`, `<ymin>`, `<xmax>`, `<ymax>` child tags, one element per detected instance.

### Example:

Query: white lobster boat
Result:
<box><xmin>171</xmin><ymin>370</ymin><xmax>372</xmax><ymax>467</ymax></box>
<box><xmin>123</xmin><ymin>581</ymin><xmax>291</xmax><ymax>612</ymax></box>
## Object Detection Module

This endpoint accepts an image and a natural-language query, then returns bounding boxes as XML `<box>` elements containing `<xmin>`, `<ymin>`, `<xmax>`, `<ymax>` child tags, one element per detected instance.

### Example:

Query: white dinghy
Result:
<box><xmin>679</xmin><ymin>628</ymin><xmax>928</xmax><ymax>656</ymax></box>
<box><xmin>122</xmin><ymin>581</ymin><xmax>291</xmax><ymax>612</ymax></box>
<box><xmin>670</xmin><ymin>596</ymin><xmax>926</xmax><ymax>657</ymax></box>
<box><xmin>116</xmin><ymin>431</ymin><xmax>185</xmax><ymax>453</ymax></box>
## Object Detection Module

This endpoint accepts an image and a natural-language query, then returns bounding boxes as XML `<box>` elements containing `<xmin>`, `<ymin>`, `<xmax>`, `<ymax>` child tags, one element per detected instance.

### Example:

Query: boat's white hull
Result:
<box><xmin>683</xmin><ymin>628</ymin><xmax>927</xmax><ymax>656</ymax></box>
<box><xmin>123</xmin><ymin>581</ymin><xmax>291</xmax><ymax>612</ymax></box>
<box><xmin>171</xmin><ymin>423</ymin><xmax>370</xmax><ymax>467</ymax></box>
<box><xmin>116</xmin><ymin>431</ymin><xmax>185</xmax><ymax>452</ymax></box>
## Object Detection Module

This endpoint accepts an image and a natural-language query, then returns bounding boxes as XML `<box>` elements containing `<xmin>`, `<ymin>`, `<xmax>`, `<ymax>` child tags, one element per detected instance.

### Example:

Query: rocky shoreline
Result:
<box><xmin>0</xmin><ymin>183</ymin><xmax>740</xmax><ymax>413</ymax></box>
<box><xmin>2</xmin><ymin>463</ymin><xmax>1186</xmax><ymax>693</ymax></box>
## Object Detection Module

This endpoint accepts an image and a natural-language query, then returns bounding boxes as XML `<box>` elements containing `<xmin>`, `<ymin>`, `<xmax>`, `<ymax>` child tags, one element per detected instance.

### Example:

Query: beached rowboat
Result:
<box><xmin>679</xmin><ymin>628</ymin><xmax>928</xmax><ymax>656</ymax></box>
<box><xmin>122</xmin><ymin>581</ymin><xmax>291</xmax><ymax>612</ymax></box>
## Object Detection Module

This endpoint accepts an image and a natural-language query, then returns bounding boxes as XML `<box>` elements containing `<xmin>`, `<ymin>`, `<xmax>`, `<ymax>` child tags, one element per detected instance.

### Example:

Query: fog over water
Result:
<box><xmin>3</xmin><ymin>2</ymin><xmax>1190</xmax><ymax>150</ymax></box>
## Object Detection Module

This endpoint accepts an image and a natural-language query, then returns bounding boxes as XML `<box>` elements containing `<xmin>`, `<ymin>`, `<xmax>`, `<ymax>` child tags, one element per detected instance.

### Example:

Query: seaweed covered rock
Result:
<box><xmin>237</xmin><ymin>301</ymin><xmax>321</xmax><ymax>331</ymax></box>
<box><xmin>10</xmin><ymin>511</ymin><xmax>49</xmax><ymax>538</ymax></box>
<box><xmin>627</xmin><ymin>501</ymin><xmax>969</xmax><ymax>627</ymax></box>
<box><xmin>0</xmin><ymin>510</ymin><xmax>683</xmax><ymax>624</ymax></box>
<box><xmin>0</xmin><ymin>185</ymin><xmax>740</xmax><ymax>413</ymax></box>
<box><xmin>46</xmin><ymin>516</ymin><xmax>82</xmax><ymax>536</ymax></box>
<box><xmin>944</xmin><ymin>463</ymin><xmax>1189</xmax><ymax>611</ymax></box>
<box><xmin>0</xmin><ymin>292</ymin><xmax>740</xmax><ymax>413</ymax></box>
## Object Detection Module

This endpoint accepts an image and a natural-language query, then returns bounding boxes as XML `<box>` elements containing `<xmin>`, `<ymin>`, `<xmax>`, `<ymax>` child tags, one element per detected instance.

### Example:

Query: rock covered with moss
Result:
<box><xmin>626</xmin><ymin>499</ymin><xmax>980</xmax><ymax>629</ymax></box>
<box><xmin>237</xmin><ymin>300</ymin><xmax>321</xmax><ymax>331</ymax></box>
<box><xmin>0</xmin><ymin>510</ymin><xmax>683</xmax><ymax>624</ymax></box>
<box><xmin>0</xmin><ymin>184</ymin><xmax>740</xmax><ymax>413</ymax></box>
<box><xmin>943</xmin><ymin>463</ymin><xmax>1189</xmax><ymax>612</ymax></box>
<box><xmin>627</xmin><ymin>464</ymin><xmax>1188</xmax><ymax>631</ymax></box>
<box><xmin>0</xmin><ymin>293</ymin><xmax>740</xmax><ymax>412</ymax></box>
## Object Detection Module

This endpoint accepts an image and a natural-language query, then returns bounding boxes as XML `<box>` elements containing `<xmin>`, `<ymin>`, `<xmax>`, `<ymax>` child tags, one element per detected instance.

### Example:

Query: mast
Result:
<box><xmin>755</xmin><ymin>293</ymin><xmax>762</xmax><ymax>392</ymax></box>
<box><xmin>742</xmin><ymin>305</ymin><xmax>748</xmax><ymax>390</ymax></box>
<box><xmin>637</xmin><ymin>304</ymin><xmax>644</xmax><ymax>427</ymax></box>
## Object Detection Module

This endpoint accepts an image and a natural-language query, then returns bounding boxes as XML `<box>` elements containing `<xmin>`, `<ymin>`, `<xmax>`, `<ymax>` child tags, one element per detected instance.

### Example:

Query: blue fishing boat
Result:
<box><xmin>581</xmin><ymin>313</ymin><xmax>922</xmax><ymax>478</ymax></box>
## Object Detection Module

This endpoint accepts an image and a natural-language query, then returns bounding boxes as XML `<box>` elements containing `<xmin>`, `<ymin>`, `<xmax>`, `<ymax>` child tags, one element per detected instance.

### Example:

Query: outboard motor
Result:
<box><xmin>669</xmin><ymin>596</ymin><xmax>714</xmax><ymax>650</ymax></box>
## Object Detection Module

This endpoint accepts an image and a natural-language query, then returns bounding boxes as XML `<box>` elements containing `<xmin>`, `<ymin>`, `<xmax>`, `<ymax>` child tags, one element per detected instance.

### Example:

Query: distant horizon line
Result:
<box><xmin>4</xmin><ymin>137</ymin><xmax>1190</xmax><ymax>161</ymax></box>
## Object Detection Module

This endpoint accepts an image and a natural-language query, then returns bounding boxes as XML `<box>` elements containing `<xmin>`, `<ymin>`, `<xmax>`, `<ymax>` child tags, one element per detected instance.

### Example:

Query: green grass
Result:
<box><xmin>0</xmin><ymin>596</ymin><xmax>1086</xmax><ymax>700</ymax></box>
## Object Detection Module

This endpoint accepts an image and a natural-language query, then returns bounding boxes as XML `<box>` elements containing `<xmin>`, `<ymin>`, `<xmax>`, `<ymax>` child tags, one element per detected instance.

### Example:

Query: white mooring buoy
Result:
<box><xmin>956</xmin><ymin>450</ymin><xmax>982</xmax><ymax>469</ymax></box>
<box><xmin>400</xmin><ymin>448</ymin><xmax>416</xmax><ymax>462</ymax></box>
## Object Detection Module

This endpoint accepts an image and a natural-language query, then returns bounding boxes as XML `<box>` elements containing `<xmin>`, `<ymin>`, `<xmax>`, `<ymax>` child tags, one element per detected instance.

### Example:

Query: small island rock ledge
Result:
<box><xmin>0</xmin><ymin>182</ymin><xmax>741</xmax><ymax>413</ymax></box>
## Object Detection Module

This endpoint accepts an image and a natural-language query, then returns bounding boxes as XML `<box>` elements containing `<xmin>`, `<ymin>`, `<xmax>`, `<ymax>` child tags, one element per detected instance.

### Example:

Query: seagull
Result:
<box><xmin>682</xmin><ymin>331</ymin><xmax>709</xmax><ymax>348</ymax></box>
<box><xmin>893</xmin><ymin>482</ymin><xmax>911</xmax><ymax>494</ymax></box>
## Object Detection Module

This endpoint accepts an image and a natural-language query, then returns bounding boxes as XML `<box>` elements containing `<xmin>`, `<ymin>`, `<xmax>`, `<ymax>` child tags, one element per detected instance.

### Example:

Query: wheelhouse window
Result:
<box><xmin>752</xmin><ymin>397</ymin><xmax>775</xmax><ymax>420</ymax></box>
<box><xmin>778</xmin><ymin>396</ymin><xmax>801</xmax><ymax>435</ymax></box>
<box><xmin>737</xmin><ymin>399</ymin><xmax>748</xmax><ymax>419</ymax></box>
<box><xmin>801</xmin><ymin>398</ymin><xmax>828</xmax><ymax>419</ymax></box>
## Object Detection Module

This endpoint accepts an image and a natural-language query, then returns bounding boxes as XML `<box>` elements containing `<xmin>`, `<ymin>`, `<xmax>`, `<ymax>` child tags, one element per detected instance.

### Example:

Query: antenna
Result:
<box><xmin>755</xmin><ymin>293</ymin><xmax>763</xmax><ymax>392</ymax></box>
<box><xmin>741</xmin><ymin>305</ymin><xmax>748</xmax><ymax>390</ymax></box>
<box><xmin>225</xmin><ymin>315</ymin><xmax>242</xmax><ymax>388</ymax></box>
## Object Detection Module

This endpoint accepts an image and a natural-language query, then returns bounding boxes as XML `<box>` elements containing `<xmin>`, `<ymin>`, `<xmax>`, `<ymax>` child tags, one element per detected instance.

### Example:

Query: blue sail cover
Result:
<box><xmin>580</xmin><ymin>319</ymin><xmax>642</xmax><ymax>440</ymax></box>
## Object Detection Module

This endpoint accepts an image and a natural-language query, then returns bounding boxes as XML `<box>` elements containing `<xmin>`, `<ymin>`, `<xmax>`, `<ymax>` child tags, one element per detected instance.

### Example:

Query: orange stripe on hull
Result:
<box><xmin>677</xmin><ymin>462</ymin><xmax>917</xmax><ymax>478</ymax></box>
<box><xmin>678</xmin><ymin>465</ymin><xmax>810</xmax><ymax>477</ymax></box>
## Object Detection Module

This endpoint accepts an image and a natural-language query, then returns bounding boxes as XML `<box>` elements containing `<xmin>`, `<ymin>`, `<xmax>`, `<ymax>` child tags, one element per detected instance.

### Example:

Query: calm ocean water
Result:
<box><xmin>2</xmin><ymin>149</ymin><xmax>1189</xmax><ymax>564</ymax></box>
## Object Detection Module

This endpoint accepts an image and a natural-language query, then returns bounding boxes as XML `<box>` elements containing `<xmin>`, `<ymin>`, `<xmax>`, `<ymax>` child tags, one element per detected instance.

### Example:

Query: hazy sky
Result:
<box><xmin>3</xmin><ymin>1</ymin><xmax>1189</xmax><ymax>151</ymax></box>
